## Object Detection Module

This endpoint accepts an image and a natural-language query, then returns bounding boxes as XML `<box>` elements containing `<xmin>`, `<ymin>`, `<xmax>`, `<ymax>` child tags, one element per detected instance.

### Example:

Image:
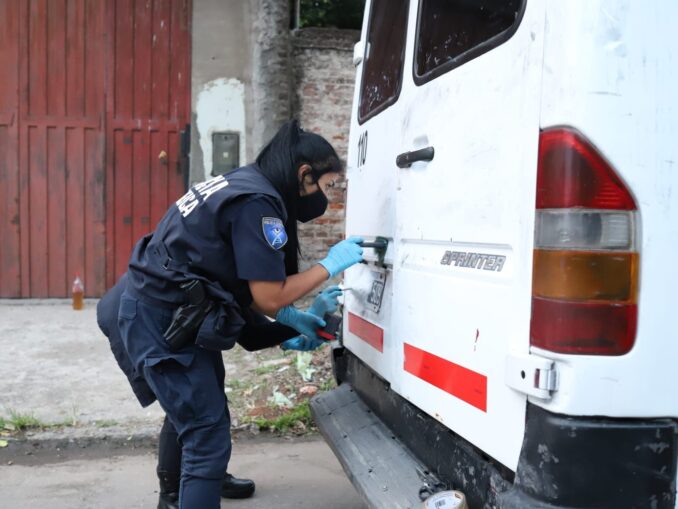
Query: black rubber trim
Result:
<box><xmin>333</xmin><ymin>347</ymin><xmax>678</xmax><ymax>508</ymax></box>
<box><xmin>499</xmin><ymin>404</ymin><xmax>678</xmax><ymax>508</ymax></box>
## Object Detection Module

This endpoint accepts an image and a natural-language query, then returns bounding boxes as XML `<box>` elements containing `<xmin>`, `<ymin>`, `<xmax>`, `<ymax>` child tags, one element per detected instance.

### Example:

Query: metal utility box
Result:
<box><xmin>212</xmin><ymin>132</ymin><xmax>240</xmax><ymax>176</ymax></box>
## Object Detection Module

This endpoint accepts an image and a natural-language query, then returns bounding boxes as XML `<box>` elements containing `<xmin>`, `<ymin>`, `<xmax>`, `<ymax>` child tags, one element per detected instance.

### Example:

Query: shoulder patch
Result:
<box><xmin>262</xmin><ymin>217</ymin><xmax>288</xmax><ymax>250</ymax></box>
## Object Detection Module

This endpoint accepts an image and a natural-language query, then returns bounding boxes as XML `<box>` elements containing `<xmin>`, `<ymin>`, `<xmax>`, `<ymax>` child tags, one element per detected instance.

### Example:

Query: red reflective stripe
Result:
<box><xmin>403</xmin><ymin>343</ymin><xmax>487</xmax><ymax>412</ymax></box>
<box><xmin>347</xmin><ymin>313</ymin><xmax>384</xmax><ymax>352</ymax></box>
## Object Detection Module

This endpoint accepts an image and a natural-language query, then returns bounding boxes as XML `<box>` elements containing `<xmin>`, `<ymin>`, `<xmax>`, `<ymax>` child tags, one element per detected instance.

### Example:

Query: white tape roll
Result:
<box><xmin>422</xmin><ymin>490</ymin><xmax>469</xmax><ymax>509</ymax></box>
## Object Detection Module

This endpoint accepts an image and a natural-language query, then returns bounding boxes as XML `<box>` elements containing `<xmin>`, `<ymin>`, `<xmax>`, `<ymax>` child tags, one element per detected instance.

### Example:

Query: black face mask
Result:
<box><xmin>297</xmin><ymin>189</ymin><xmax>328</xmax><ymax>223</ymax></box>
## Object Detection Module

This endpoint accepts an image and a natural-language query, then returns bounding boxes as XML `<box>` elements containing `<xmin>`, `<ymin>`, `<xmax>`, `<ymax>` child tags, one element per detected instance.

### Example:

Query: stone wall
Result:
<box><xmin>251</xmin><ymin>0</ymin><xmax>293</xmax><ymax>155</ymax></box>
<box><xmin>291</xmin><ymin>28</ymin><xmax>360</xmax><ymax>269</ymax></box>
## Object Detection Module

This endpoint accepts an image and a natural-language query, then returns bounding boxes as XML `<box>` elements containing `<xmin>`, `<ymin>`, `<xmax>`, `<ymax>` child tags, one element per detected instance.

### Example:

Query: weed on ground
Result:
<box><xmin>226</xmin><ymin>342</ymin><xmax>337</xmax><ymax>435</ymax></box>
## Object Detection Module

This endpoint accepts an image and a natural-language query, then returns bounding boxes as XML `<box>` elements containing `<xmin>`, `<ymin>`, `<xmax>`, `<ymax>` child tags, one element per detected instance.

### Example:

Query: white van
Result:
<box><xmin>310</xmin><ymin>1</ymin><xmax>678</xmax><ymax>507</ymax></box>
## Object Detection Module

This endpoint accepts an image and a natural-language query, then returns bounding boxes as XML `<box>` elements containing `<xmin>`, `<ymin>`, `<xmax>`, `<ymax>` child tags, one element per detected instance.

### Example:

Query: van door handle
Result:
<box><xmin>396</xmin><ymin>146</ymin><xmax>435</xmax><ymax>168</ymax></box>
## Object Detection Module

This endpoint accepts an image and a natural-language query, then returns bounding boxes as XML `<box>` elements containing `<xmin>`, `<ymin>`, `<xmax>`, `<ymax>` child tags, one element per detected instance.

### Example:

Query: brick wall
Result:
<box><xmin>291</xmin><ymin>28</ymin><xmax>360</xmax><ymax>270</ymax></box>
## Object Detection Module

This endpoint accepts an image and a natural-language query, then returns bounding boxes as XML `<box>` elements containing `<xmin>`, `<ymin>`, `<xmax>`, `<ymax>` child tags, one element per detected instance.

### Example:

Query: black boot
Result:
<box><xmin>221</xmin><ymin>472</ymin><xmax>256</xmax><ymax>499</ymax></box>
<box><xmin>157</xmin><ymin>470</ymin><xmax>180</xmax><ymax>509</ymax></box>
<box><xmin>158</xmin><ymin>492</ymin><xmax>178</xmax><ymax>509</ymax></box>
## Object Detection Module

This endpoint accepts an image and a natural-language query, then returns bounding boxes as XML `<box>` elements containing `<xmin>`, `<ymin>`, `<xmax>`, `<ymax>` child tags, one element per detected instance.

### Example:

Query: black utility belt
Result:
<box><xmin>163</xmin><ymin>280</ymin><xmax>213</xmax><ymax>352</ymax></box>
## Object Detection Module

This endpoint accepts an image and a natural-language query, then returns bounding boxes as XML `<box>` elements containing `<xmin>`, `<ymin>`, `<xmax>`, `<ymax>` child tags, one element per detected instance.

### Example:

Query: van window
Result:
<box><xmin>358</xmin><ymin>0</ymin><xmax>409</xmax><ymax>123</ymax></box>
<box><xmin>414</xmin><ymin>0</ymin><xmax>525</xmax><ymax>84</ymax></box>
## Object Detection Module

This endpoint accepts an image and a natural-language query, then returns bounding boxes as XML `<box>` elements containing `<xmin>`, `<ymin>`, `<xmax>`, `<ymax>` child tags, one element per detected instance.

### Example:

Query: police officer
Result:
<box><xmin>98</xmin><ymin>276</ymin><xmax>343</xmax><ymax>507</ymax></box>
<box><xmin>97</xmin><ymin>120</ymin><xmax>363</xmax><ymax>509</ymax></box>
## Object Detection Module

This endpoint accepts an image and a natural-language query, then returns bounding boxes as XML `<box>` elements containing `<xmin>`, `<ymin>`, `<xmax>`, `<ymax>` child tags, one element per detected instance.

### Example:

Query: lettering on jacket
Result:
<box><xmin>176</xmin><ymin>175</ymin><xmax>230</xmax><ymax>218</ymax></box>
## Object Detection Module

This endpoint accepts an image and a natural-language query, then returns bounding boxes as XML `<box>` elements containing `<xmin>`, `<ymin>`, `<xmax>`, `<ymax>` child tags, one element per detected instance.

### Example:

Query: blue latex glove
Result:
<box><xmin>308</xmin><ymin>285</ymin><xmax>343</xmax><ymax>318</ymax></box>
<box><xmin>275</xmin><ymin>305</ymin><xmax>326</xmax><ymax>342</ymax></box>
<box><xmin>318</xmin><ymin>236</ymin><xmax>364</xmax><ymax>278</ymax></box>
<box><xmin>280</xmin><ymin>335</ymin><xmax>325</xmax><ymax>351</ymax></box>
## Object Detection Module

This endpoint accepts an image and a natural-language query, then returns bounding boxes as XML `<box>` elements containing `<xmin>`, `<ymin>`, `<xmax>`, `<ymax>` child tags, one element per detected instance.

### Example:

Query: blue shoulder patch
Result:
<box><xmin>262</xmin><ymin>217</ymin><xmax>288</xmax><ymax>250</ymax></box>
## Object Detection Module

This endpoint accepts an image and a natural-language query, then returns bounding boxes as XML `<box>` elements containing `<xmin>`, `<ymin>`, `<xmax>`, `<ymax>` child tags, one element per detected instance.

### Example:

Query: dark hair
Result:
<box><xmin>256</xmin><ymin>120</ymin><xmax>342</xmax><ymax>275</ymax></box>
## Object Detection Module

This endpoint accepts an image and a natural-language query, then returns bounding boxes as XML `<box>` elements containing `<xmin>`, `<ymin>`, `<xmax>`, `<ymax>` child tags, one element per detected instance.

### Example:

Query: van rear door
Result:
<box><xmin>343</xmin><ymin>0</ymin><xmax>410</xmax><ymax>386</ymax></box>
<box><xmin>391</xmin><ymin>0</ymin><xmax>545</xmax><ymax>470</ymax></box>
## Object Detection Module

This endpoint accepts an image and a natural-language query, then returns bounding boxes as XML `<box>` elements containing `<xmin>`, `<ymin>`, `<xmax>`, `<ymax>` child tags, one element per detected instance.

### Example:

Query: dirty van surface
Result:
<box><xmin>312</xmin><ymin>0</ymin><xmax>678</xmax><ymax>508</ymax></box>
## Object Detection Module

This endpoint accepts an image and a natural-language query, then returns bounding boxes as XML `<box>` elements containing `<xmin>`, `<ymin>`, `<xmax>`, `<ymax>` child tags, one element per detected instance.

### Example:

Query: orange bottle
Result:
<box><xmin>72</xmin><ymin>274</ymin><xmax>84</xmax><ymax>310</ymax></box>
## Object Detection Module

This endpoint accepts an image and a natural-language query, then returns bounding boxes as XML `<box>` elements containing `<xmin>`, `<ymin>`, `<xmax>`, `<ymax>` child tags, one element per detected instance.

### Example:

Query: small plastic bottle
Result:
<box><xmin>72</xmin><ymin>274</ymin><xmax>84</xmax><ymax>310</ymax></box>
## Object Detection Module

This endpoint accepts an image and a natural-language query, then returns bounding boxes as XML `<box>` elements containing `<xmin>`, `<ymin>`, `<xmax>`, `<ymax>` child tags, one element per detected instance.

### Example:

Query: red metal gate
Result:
<box><xmin>0</xmin><ymin>0</ymin><xmax>21</xmax><ymax>297</ymax></box>
<box><xmin>0</xmin><ymin>0</ymin><xmax>191</xmax><ymax>298</ymax></box>
<box><xmin>105</xmin><ymin>0</ymin><xmax>191</xmax><ymax>289</ymax></box>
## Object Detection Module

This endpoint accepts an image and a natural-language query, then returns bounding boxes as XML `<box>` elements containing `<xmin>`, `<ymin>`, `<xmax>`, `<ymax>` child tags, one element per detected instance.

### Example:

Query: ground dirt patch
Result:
<box><xmin>225</xmin><ymin>342</ymin><xmax>336</xmax><ymax>435</ymax></box>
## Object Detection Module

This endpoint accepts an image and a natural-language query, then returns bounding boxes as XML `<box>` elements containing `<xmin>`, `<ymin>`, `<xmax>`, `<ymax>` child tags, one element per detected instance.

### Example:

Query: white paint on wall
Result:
<box><xmin>195</xmin><ymin>78</ymin><xmax>246</xmax><ymax>180</ymax></box>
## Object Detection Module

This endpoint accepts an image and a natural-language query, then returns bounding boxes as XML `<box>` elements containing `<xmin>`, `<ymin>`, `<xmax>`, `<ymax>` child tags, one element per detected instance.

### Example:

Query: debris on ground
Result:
<box><xmin>224</xmin><ymin>342</ymin><xmax>337</xmax><ymax>435</ymax></box>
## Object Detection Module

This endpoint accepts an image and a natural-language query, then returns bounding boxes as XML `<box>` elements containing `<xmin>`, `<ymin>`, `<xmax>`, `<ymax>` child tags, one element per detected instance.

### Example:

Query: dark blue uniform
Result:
<box><xmin>101</xmin><ymin>165</ymin><xmax>296</xmax><ymax>509</ymax></box>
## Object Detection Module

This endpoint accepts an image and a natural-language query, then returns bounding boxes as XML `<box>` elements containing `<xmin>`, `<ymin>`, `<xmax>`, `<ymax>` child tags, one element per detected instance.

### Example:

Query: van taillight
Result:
<box><xmin>530</xmin><ymin>128</ymin><xmax>639</xmax><ymax>355</ymax></box>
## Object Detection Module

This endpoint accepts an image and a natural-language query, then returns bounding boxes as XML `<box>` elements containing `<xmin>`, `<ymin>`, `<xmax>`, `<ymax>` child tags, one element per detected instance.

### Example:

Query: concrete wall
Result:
<box><xmin>293</xmin><ymin>28</ymin><xmax>360</xmax><ymax>269</ymax></box>
<box><xmin>190</xmin><ymin>3</ymin><xmax>359</xmax><ymax>268</ymax></box>
<box><xmin>190</xmin><ymin>0</ymin><xmax>254</xmax><ymax>184</ymax></box>
<box><xmin>251</xmin><ymin>0</ymin><xmax>293</xmax><ymax>154</ymax></box>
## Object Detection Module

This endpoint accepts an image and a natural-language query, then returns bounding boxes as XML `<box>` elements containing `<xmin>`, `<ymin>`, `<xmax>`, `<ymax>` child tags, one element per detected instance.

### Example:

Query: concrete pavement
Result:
<box><xmin>0</xmin><ymin>300</ymin><xmax>165</xmax><ymax>435</ymax></box>
<box><xmin>0</xmin><ymin>436</ymin><xmax>366</xmax><ymax>509</ymax></box>
<box><xmin>0</xmin><ymin>300</ymin><xmax>366</xmax><ymax>507</ymax></box>
<box><xmin>0</xmin><ymin>299</ymin><xmax>274</xmax><ymax>439</ymax></box>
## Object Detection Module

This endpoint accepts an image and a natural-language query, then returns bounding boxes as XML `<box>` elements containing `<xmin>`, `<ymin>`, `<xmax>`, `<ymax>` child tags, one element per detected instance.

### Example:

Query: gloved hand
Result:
<box><xmin>275</xmin><ymin>305</ymin><xmax>326</xmax><ymax>342</ymax></box>
<box><xmin>318</xmin><ymin>236</ymin><xmax>364</xmax><ymax>278</ymax></box>
<box><xmin>280</xmin><ymin>335</ymin><xmax>325</xmax><ymax>351</ymax></box>
<box><xmin>308</xmin><ymin>285</ymin><xmax>343</xmax><ymax>318</ymax></box>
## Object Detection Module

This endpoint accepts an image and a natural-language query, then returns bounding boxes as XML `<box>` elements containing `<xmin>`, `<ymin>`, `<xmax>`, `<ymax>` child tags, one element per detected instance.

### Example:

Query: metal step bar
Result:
<box><xmin>310</xmin><ymin>383</ymin><xmax>442</xmax><ymax>509</ymax></box>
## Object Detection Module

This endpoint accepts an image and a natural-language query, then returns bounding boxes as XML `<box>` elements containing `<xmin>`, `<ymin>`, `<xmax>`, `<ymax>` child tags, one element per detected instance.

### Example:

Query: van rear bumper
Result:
<box><xmin>317</xmin><ymin>347</ymin><xmax>677</xmax><ymax>509</ymax></box>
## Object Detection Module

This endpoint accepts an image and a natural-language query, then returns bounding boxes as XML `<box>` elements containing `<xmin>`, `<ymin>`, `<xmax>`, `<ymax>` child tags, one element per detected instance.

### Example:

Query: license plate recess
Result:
<box><xmin>366</xmin><ymin>268</ymin><xmax>386</xmax><ymax>313</ymax></box>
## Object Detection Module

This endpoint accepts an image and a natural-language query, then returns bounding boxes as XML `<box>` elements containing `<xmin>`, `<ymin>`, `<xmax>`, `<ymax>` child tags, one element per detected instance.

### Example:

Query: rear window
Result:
<box><xmin>358</xmin><ymin>0</ymin><xmax>409</xmax><ymax>123</ymax></box>
<box><xmin>414</xmin><ymin>0</ymin><xmax>525</xmax><ymax>84</ymax></box>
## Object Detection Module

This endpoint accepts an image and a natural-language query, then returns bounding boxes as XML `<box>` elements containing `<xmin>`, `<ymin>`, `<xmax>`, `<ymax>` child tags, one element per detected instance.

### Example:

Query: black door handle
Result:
<box><xmin>179</xmin><ymin>123</ymin><xmax>191</xmax><ymax>191</ymax></box>
<box><xmin>396</xmin><ymin>146</ymin><xmax>435</xmax><ymax>168</ymax></box>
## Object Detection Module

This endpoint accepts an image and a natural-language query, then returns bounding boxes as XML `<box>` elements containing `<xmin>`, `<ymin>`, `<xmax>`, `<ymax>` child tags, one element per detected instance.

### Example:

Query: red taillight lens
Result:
<box><xmin>531</xmin><ymin>297</ymin><xmax>637</xmax><ymax>355</ymax></box>
<box><xmin>531</xmin><ymin>128</ymin><xmax>639</xmax><ymax>356</ymax></box>
<box><xmin>537</xmin><ymin>129</ymin><xmax>637</xmax><ymax>210</ymax></box>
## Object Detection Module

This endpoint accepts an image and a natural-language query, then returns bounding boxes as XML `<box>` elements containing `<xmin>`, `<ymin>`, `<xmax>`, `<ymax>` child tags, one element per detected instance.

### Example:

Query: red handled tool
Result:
<box><xmin>317</xmin><ymin>313</ymin><xmax>342</xmax><ymax>341</ymax></box>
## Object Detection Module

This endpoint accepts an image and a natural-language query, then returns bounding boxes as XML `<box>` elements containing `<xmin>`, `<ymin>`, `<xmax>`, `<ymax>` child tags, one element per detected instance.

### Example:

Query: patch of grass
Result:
<box><xmin>226</xmin><ymin>379</ymin><xmax>249</xmax><ymax>390</ymax></box>
<box><xmin>1</xmin><ymin>410</ymin><xmax>44</xmax><ymax>431</ymax></box>
<box><xmin>319</xmin><ymin>377</ymin><xmax>336</xmax><ymax>392</ymax></box>
<box><xmin>253</xmin><ymin>365</ymin><xmax>278</xmax><ymax>376</ymax></box>
<box><xmin>0</xmin><ymin>410</ymin><xmax>81</xmax><ymax>432</ymax></box>
<box><xmin>94</xmin><ymin>419</ymin><xmax>118</xmax><ymax>428</ymax></box>
<box><xmin>249</xmin><ymin>401</ymin><xmax>313</xmax><ymax>433</ymax></box>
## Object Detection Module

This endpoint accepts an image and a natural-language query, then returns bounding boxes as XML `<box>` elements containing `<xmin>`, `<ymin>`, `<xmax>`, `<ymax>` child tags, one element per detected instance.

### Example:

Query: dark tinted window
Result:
<box><xmin>415</xmin><ymin>0</ymin><xmax>524</xmax><ymax>83</ymax></box>
<box><xmin>358</xmin><ymin>0</ymin><xmax>409</xmax><ymax>122</ymax></box>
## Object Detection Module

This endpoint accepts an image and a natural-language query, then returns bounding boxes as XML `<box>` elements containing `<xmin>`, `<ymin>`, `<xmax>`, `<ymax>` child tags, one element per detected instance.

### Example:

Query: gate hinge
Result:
<box><xmin>504</xmin><ymin>352</ymin><xmax>559</xmax><ymax>400</ymax></box>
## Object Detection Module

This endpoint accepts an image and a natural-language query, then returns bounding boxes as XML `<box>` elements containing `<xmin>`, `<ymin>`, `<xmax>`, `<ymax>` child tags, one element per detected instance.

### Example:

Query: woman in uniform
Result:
<box><xmin>97</xmin><ymin>120</ymin><xmax>363</xmax><ymax>509</ymax></box>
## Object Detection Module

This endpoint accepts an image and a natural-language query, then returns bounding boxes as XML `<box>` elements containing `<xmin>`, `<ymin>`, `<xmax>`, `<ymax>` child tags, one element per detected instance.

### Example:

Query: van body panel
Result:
<box><xmin>391</xmin><ymin>0</ymin><xmax>545</xmax><ymax>470</ymax></box>
<box><xmin>318</xmin><ymin>348</ymin><xmax>678</xmax><ymax>509</ymax></box>
<box><xmin>337</xmin><ymin>0</ymin><xmax>677</xmax><ymax>502</ymax></box>
<box><xmin>343</xmin><ymin>0</ymin><xmax>404</xmax><ymax>387</ymax></box>
<box><xmin>536</xmin><ymin>0</ymin><xmax>678</xmax><ymax>418</ymax></box>
<box><xmin>345</xmin><ymin>0</ymin><xmax>545</xmax><ymax>470</ymax></box>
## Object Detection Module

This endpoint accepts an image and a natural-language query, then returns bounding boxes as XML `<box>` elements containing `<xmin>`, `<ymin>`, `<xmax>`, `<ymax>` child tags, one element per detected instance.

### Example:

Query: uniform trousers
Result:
<box><xmin>118</xmin><ymin>291</ymin><xmax>231</xmax><ymax>509</ymax></box>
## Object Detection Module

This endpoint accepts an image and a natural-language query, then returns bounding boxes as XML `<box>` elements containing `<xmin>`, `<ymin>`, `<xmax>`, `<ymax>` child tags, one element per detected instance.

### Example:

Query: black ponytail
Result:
<box><xmin>255</xmin><ymin>120</ymin><xmax>342</xmax><ymax>275</ymax></box>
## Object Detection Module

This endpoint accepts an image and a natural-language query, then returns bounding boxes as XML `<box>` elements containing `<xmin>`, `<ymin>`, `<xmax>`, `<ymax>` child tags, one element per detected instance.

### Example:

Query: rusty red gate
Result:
<box><xmin>0</xmin><ymin>0</ymin><xmax>191</xmax><ymax>298</ymax></box>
